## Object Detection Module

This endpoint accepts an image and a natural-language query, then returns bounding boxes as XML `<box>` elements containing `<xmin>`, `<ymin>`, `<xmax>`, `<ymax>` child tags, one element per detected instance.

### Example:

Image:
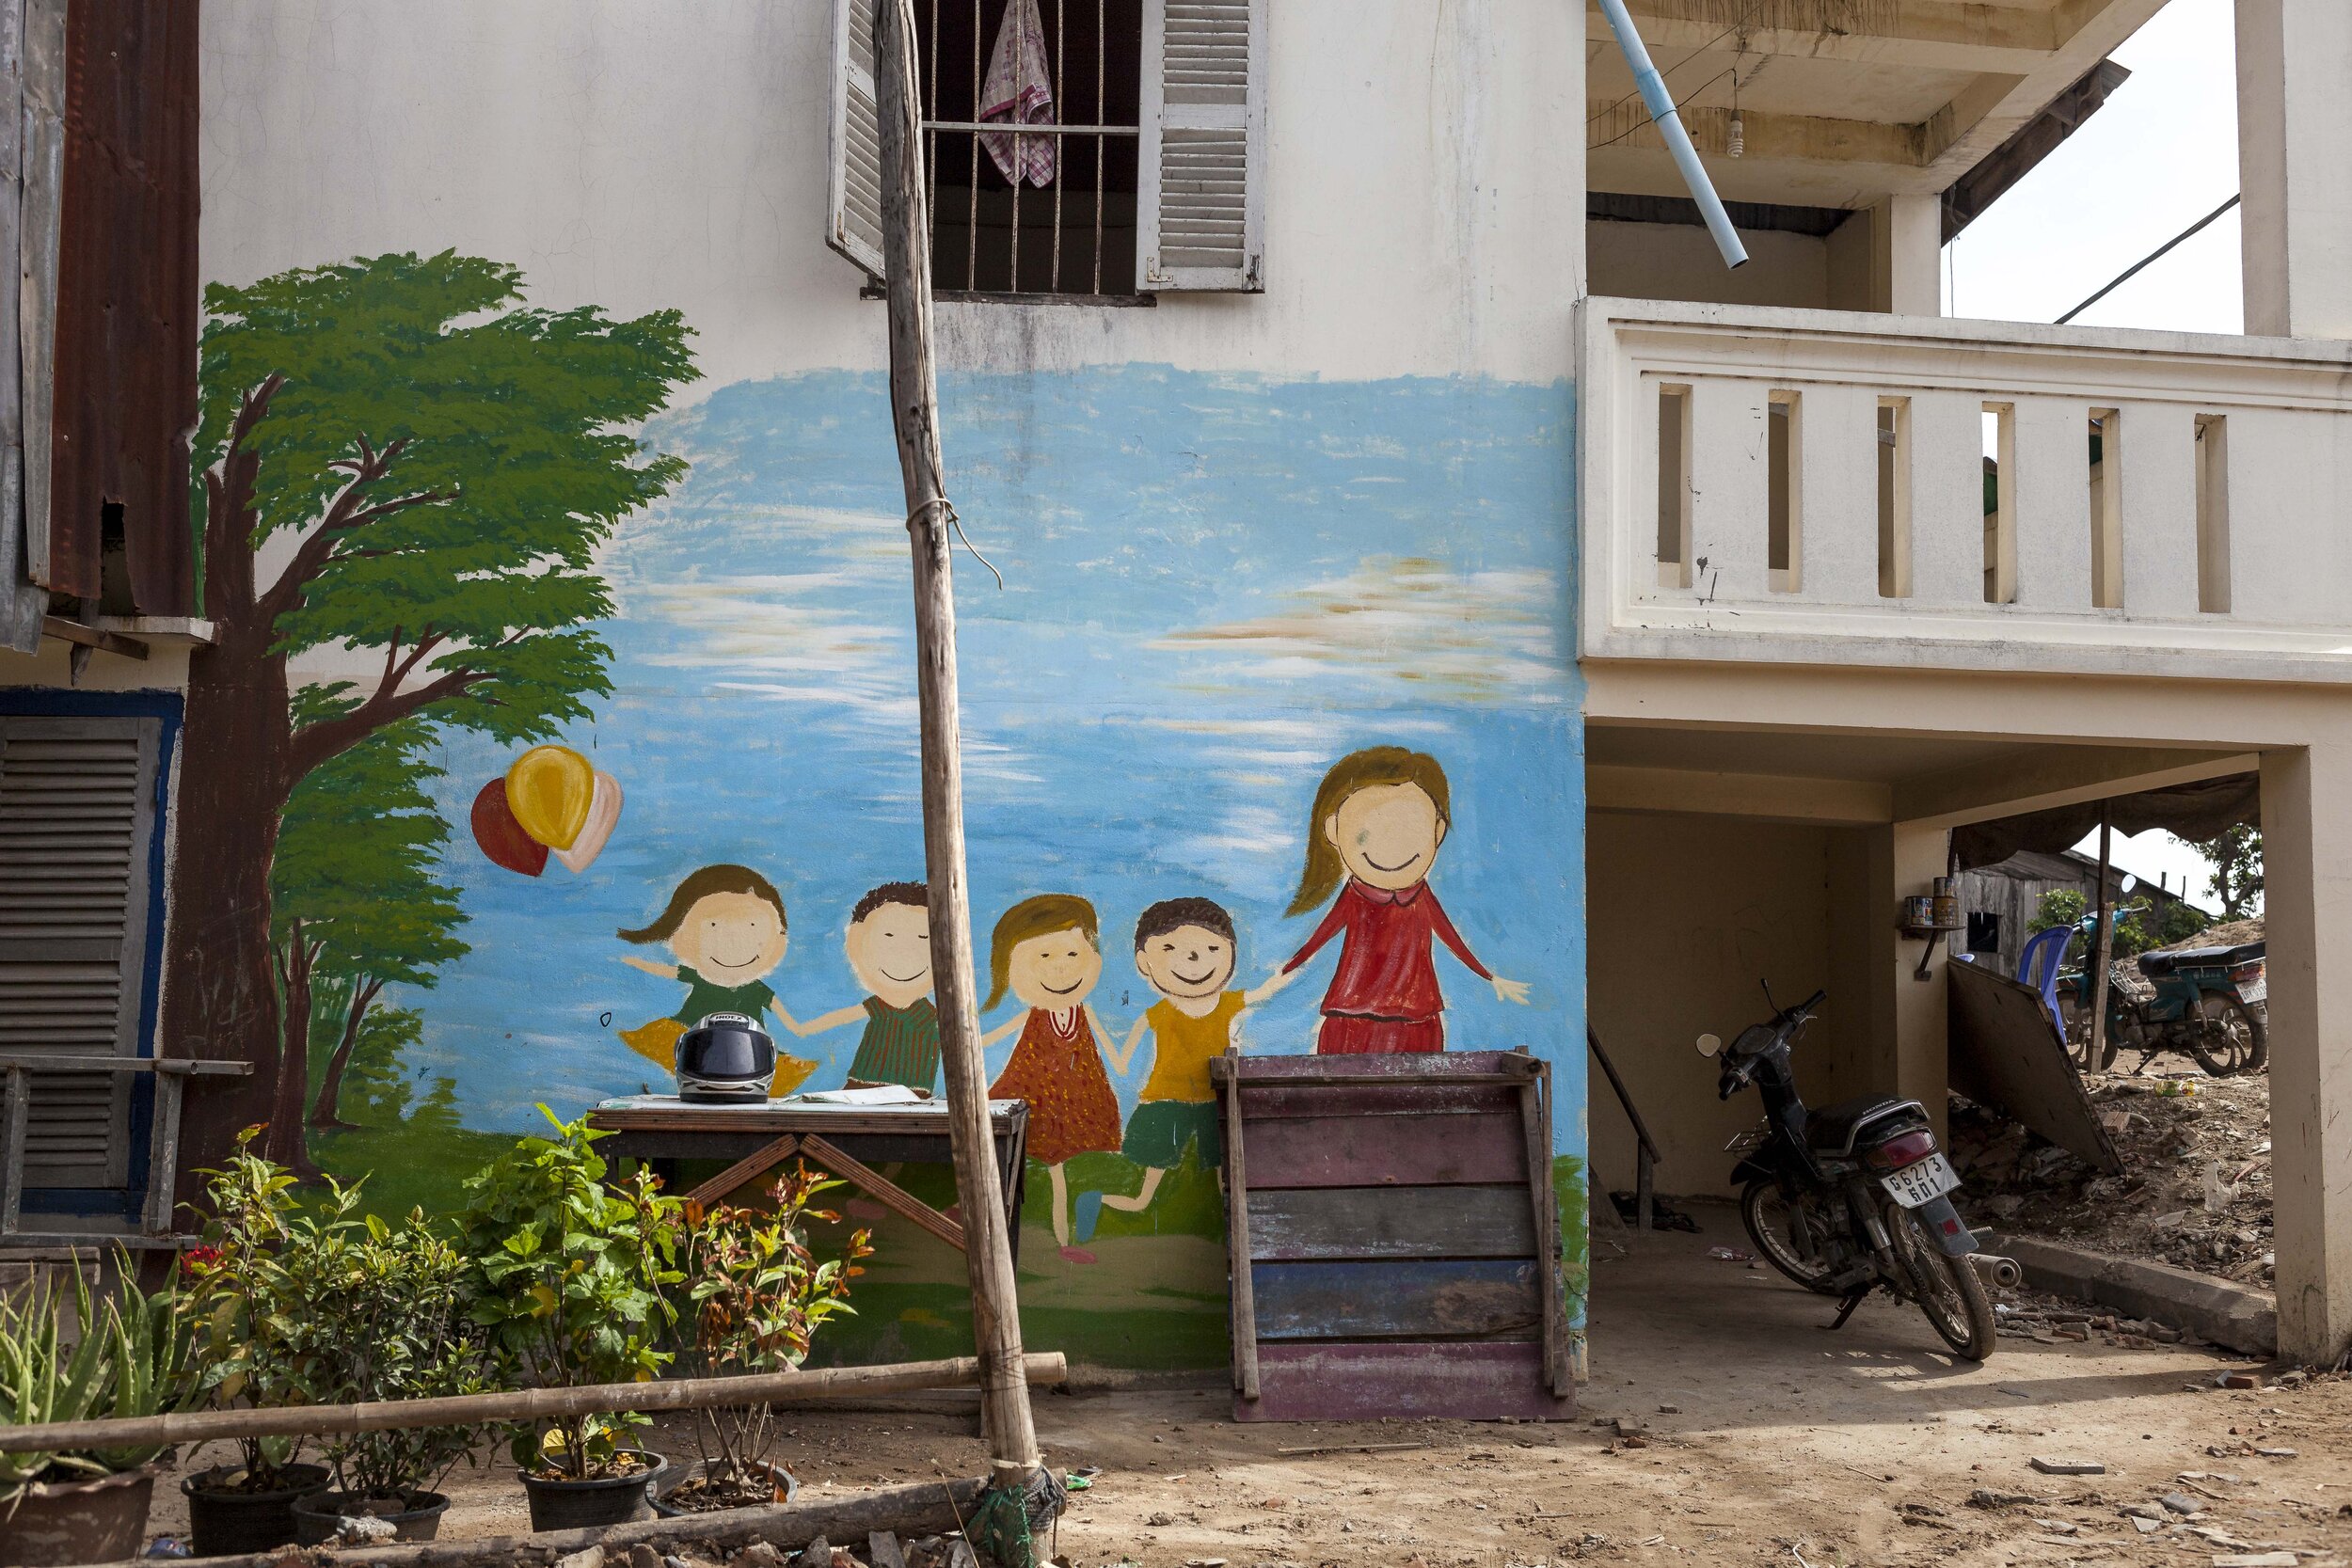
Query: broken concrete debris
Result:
<box><xmin>2028</xmin><ymin>1457</ymin><xmax>2105</xmax><ymax>1475</ymax></box>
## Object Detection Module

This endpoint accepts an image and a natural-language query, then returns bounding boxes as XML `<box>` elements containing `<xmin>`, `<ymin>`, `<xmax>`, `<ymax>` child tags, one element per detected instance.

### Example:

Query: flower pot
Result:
<box><xmin>516</xmin><ymin>1450</ymin><xmax>667</xmax><ymax>1533</ymax></box>
<box><xmin>650</xmin><ymin>1459</ymin><xmax>799</xmax><ymax>1518</ymax></box>
<box><xmin>0</xmin><ymin>1465</ymin><xmax>157</xmax><ymax>1568</ymax></box>
<box><xmin>180</xmin><ymin>1462</ymin><xmax>330</xmax><ymax>1557</ymax></box>
<box><xmin>291</xmin><ymin>1488</ymin><xmax>451</xmax><ymax>1545</ymax></box>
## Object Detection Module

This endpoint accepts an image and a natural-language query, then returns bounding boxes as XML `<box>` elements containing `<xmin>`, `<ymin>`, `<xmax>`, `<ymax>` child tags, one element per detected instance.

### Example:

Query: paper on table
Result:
<box><xmin>787</xmin><ymin>1085</ymin><xmax>925</xmax><ymax>1105</ymax></box>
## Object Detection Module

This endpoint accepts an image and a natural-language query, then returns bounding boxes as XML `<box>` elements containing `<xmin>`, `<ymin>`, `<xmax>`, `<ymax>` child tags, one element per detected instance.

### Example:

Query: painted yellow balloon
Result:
<box><xmin>505</xmin><ymin>745</ymin><xmax>595</xmax><ymax>850</ymax></box>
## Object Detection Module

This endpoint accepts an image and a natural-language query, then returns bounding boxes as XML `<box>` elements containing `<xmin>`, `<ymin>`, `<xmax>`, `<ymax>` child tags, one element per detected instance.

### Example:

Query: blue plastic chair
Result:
<box><xmin>2017</xmin><ymin>925</ymin><xmax>2074</xmax><ymax>1036</ymax></box>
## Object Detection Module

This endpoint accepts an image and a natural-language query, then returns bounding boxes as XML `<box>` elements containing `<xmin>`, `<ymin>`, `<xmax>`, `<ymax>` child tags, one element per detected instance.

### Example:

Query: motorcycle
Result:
<box><xmin>2057</xmin><ymin>914</ymin><xmax>2267</xmax><ymax>1076</ymax></box>
<box><xmin>1703</xmin><ymin>984</ymin><xmax>1995</xmax><ymax>1360</ymax></box>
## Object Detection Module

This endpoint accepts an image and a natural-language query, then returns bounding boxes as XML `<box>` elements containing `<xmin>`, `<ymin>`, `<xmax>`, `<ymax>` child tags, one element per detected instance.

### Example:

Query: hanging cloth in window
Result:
<box><xmin>978</xmin><ymin>0</ymin><xmax>1057</xmax><ymax>187</ymax></box>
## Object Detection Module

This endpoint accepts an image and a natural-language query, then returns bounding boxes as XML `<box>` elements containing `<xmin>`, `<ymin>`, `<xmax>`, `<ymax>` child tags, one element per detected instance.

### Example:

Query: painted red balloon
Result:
<box><xmin>471</xmin><ymin>779</ymin><xmax>548</xmax><ymax>877</ymax></box>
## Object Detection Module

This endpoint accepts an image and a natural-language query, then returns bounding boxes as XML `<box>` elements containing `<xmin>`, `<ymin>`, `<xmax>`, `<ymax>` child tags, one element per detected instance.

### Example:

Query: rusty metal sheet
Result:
<box><xmin>1948</xmin><ymin>956</ymin><xmax>2122</xmax><ymax>1175</ymax></box>
<box><xmin>46</xmin><ymin>0</ymin><xmax>197</xmax><ymax>614</ymax></box>
<box><xmin>0</xmin><ymin>0</ymin><xmax>40</xmax><ymax>652</ymax></box>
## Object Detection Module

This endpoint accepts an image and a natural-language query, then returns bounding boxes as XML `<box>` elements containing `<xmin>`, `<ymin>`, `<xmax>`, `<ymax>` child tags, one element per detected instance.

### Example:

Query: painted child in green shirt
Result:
<box><xmin>788</xmin><ymin>881</ymin><xmax>942</xmax><ymax>1094</ymax></box>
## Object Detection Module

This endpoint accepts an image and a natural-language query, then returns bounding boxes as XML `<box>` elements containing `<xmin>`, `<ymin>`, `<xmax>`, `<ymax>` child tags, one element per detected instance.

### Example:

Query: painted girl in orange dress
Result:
<box><xmin>980</xmin><ymin>894</ymin><xmax>1121</xmax><ymax>1263</ymax></box>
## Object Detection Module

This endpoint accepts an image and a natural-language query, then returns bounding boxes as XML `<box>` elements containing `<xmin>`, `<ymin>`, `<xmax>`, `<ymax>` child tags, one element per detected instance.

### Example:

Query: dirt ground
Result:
<box><xmin>144</xmin><ymin>1210</ymin><xmax>2352</xmax><ymax>1568</ymax></box>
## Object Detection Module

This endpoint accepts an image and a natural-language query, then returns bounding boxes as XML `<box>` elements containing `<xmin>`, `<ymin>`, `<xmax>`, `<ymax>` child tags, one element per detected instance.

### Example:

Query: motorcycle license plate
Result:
<box><xmin>2238</xmin><ymin>977</ymin><xmax>2267</xmax><ymax>1006</ymax></box>
<box><xmin>1882</xmin><ymin>1152</ymin><xmax>1961</xmax><ymax>1209</ymax></box>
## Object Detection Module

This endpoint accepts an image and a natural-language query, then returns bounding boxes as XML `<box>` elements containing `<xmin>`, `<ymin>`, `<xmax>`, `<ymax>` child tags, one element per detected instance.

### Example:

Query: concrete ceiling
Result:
<box><xmin>1586</xmin><ymin>0</ymin><xmax>2174</xmax><ymax>206</ymax></box>
<box><xmin>1588</xmin><ymin>722</ymin><xmax>2034</xmax><ymax>784</ymax></box>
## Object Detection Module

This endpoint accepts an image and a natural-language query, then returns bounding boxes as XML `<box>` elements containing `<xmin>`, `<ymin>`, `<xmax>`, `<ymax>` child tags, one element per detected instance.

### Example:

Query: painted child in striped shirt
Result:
<box><xmin>790</xmin><ymin>881</ymin><xmax>942</xmax><ymax>1094</ymax></box>
<box><xmin>1080</xmin><ymin>896</ymin><xmax>1296</xmax><ymax>1238</ymax></box>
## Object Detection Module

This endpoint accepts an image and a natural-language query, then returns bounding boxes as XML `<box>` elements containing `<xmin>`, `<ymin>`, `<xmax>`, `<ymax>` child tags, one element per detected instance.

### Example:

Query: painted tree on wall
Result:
<box><xmin>270</xmin><ymin>708</ymin><xmax>467</xmax><ymax>1165</ymax></box>
<box><xmin>162</xmin><ymin>251</ymin><xmax>698</xmax><ymax>1181</ymax></box>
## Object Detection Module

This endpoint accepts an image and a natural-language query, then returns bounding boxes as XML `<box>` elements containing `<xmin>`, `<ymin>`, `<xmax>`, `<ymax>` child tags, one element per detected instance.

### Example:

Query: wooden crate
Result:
<box><xmin>1211</xmin><ymin>1050</ymin><xmax>1577</xmax><ymax>1422</ymax></box>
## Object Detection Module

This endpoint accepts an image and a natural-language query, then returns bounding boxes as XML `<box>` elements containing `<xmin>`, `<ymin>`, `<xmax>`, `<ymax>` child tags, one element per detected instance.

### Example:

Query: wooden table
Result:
<box><xmin>586</xmin><ymin>1097</ymin><xmax>1030</xmax><ymax>1260</ymax></box>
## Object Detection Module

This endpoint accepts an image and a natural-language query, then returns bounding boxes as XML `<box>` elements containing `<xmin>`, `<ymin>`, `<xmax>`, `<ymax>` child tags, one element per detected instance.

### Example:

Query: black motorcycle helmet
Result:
<box><xmin>674</xmin><ymin>1012</ymin><xmax>777</xmax><ymax>1103</ymax></box>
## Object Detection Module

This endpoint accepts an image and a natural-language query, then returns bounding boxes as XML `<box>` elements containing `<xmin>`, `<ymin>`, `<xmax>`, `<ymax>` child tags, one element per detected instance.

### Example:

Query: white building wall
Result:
<box><xmin>199</xmin><ymin>0</ymin><xmax>1587</xmax><ymax>388</ymax></box>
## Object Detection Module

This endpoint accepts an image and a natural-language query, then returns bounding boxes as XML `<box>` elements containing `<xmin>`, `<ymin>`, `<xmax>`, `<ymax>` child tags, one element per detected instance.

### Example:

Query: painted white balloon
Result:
<box><xmin>555</xmin><ymin>771</ymin><xmax>624</xmax><ymax>873</ymax></box>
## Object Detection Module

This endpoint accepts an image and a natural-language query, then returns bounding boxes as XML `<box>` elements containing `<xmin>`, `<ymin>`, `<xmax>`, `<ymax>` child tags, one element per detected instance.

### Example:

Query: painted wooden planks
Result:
<box><xmin>1251</xmin><ymin>1258</ymin><xmax>1541</xmax><ymax>1341</ymax></box>
<box><xmin>1237</xmin><ymin>1081</ymin><xmax>1520</xmax><ymax>1119</ymax></box>
<box><xmin>1247</xmin><ymin>1184</ymin><xmax>1535</xmax><ymax>1260</ymax></box>
<box><xmin>1238</xmin><ymin>1340</ymin><xmax>1578</xmax><ymax>1423</ymax></box>
<box><xmin>1241</xmin><ymin>1113</ymin><xmax>1530</xmax><ymax>1189</ymax></box>
<box><xmin>1224</xmin><ymin>1050</ymin><xmax>1531</xmax><ymax>1081</ymax></box>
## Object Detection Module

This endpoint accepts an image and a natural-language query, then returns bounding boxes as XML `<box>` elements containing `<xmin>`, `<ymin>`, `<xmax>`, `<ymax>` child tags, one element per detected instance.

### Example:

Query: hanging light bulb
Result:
<box><xmin>1728</xmin><ymin>33</ymin><xmax>1747</xmax><ymax>158</ymax></box>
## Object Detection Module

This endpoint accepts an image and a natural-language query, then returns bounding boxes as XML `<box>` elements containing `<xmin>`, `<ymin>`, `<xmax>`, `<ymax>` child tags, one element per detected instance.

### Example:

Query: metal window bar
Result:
<box><xmin>916</xmin><ymin>0</ymin><xmax>1140</xmax><ymax>297</ymax></box>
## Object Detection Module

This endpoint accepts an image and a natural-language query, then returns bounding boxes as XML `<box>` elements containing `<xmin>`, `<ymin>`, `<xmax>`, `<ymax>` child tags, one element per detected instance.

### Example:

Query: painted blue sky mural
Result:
<box><xmin>409</xmin><ymin>366</ymin><xmax>1584</xmax><ymax>1148</ymax></box>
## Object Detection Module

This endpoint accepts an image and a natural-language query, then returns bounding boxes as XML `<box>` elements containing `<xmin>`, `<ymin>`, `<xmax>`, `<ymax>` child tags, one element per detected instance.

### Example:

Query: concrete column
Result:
<box><xmin>1864</xmin><ymin>820</ymin><xmax>1951</xmax><ymax>1135</ymax></box>
<box><xmin>2259</xmin><ymin>744</ymin><xmax>2352</xmax><ymax>1365</ymax></box>
<box><xmin>2236</xmin><ymin>0</ymin><xmax>2352</xmax><ymax>339</ymax></box>
<box><xmin>1826</xmin><ymin>195</ymin><xmax>1943</xmax><ymax>317</ymax></box>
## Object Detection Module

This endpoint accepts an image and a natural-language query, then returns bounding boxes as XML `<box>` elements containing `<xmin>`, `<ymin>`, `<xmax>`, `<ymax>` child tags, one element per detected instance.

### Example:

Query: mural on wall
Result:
<box><xmin>167</xmin><ymin>277</ymin><xmax>1583</xmax><ymax>1367</ymax></box>
<box><xmin>163</xmin><ymin>251</ymin><xmax>700</xmax><ymax>1183</ymax></box>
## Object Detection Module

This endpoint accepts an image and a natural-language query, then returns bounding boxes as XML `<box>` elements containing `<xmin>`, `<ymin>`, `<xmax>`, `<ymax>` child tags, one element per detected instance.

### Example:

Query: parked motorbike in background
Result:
<box><xmin>1704</xmin><ymin>984</ymin><xmax>1995</xmax><ymax>1360</ymax></box>
<box><xmin>2057</xmin><ymin>913</ymin><xmax>2267</xmax><ymax>1076</ymax></box>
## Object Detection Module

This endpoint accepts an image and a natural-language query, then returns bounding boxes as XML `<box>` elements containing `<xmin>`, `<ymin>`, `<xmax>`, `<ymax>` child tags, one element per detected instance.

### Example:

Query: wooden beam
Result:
<box><xmin>801</xmin><ymin>1132</ymin><xmax>968</xmax><ymax>1252</ymax></box>
<box><xmin>0</xmin><ymin>1352</ymin><xmax>1070</xmax><ymax>1455</ymax></box>
<box><xmin>40</xmin><ymin>615</ymin><xmax>147</xmax><ymax>660</ymax></box>
<box><xmin>872</xmin><ymin>0</ymin><xmax>1041</xmax><ymax>1490</ymax></box>
<box><xmin>679</xmin><ymin>1132</ymin><xmax>803</xmax><ymax>1208</ymax></box>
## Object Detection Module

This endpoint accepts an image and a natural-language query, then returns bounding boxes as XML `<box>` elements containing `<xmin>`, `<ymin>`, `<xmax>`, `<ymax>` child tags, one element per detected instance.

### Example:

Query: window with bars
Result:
<box><xmin>830</xmin><ymin>0</ymin><xmax>1266</xmax><ymax>298</ymax></box>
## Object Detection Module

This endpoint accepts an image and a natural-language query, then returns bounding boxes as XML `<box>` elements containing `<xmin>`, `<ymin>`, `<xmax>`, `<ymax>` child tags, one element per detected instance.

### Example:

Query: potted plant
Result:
<box><xmin>265</xmin><ymin>1180</ymin><xmax>496</xmax><ymax>1544</ymax></box>
<box><xmin>0</xmin><ymin>1256</ymin><xmax>191</xmax><ymax>1568</ymax></box>
<box><xmin>654</xmin><ymin>1164</ymin><xmax>873</xmax><ymax>1516</ymax></box>
<box><xmin>456</xmin><ymin>1108</ymin><xmax>681</xmax><ymax>1531</ymax></box>
<box><xmin>177</xmin><ymin>1131</ymin><xmax>332</xmax><ymax>1555</ymax></box>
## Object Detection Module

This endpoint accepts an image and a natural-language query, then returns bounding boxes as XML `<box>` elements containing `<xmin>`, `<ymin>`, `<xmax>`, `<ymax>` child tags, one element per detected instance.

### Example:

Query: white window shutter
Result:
<box><xmin>1137</xmin><ymin>0</ymin><xmax>1266</xmax><ymax>293</ymax></box>
<box><xmin>0</xmin><ymin>715</ymin><xmax>160</xmax><ymax>1188</ymax></box>
<box><xmin>827</xmin><ymin>0</ymin><xmax>888</xmax><ymax>279</ymax></box>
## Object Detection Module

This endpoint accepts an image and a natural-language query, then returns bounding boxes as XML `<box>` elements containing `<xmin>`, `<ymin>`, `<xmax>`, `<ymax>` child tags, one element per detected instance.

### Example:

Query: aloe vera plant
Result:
<box><xmin>0</xmin><ymin>1256</ymin><xmax>193</xmax><ymax>1505</ymax></box>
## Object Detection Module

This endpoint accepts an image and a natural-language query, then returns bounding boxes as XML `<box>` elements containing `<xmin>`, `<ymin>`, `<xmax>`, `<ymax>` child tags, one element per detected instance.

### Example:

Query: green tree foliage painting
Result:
<box><xmin>163</xmin><ymin>252</ymin><xmax>697</xmax><ymax>1181</ymax></box>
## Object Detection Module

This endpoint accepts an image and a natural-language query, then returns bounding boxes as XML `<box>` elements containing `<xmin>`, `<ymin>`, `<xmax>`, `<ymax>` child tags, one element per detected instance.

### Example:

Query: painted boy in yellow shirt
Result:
<box><xmin>1080</xmin><ymin>897</ymin><xmax>1296</xmax><ymax>1237</ymax></box>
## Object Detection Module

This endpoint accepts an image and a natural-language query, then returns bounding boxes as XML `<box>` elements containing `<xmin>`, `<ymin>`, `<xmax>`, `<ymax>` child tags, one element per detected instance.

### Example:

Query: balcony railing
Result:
<box><xmin>1577</xmin><ymin>297</ymin><xmax>2352</xmax><ymax>682</ymax></box>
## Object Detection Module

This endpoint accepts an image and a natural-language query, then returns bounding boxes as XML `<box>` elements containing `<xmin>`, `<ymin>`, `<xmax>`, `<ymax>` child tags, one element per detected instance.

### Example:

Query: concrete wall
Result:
<box><xmin>1588</xmin><ymin>219</ymin><xmax>1830</xmax><ymax>311</ymax></box>
<box><xmin>168</xmin><ymin>0</ymin><xmax>1595</xmax><ymax>1370</ymax></box>
<box><xmin>1586</xmin><ymin>811</ymin><xmax>1883</xmax><ymax>1202</ymax></box>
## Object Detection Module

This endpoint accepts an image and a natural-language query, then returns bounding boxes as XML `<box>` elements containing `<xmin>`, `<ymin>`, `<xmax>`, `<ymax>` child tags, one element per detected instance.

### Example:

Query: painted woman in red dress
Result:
<box><xmin>1279</xmin><ymin>747</ymin><xmax>1532</xmax><ymax>1053</ymax></box>
<box><xmin>980</xmin><ymin>893</ymin><xmax>1122</xmax><ymax>1262</ymax></box>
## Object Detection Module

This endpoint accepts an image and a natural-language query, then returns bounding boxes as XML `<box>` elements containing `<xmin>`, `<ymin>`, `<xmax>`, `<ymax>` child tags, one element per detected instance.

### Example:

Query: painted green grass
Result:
<box><xmin>309</xmin><ymin>1117</ymin><xmax>512</xmax><ymax>1218</ymax></box>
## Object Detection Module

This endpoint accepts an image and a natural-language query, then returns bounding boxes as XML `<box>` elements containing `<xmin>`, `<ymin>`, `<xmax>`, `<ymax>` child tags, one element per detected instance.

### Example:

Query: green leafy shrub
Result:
<box><xmin>271</xmin><ymin>1180</ymin><xmax>495</xmax><ymax>1504</ymax></box>
<box><xmin>180</xmin><ymin>1128</ymin><xmax>315</xmax><ymax>1484</ymax></box>
<box><xmin>455</xmin><ymin>1108</ymin><xmax>680</xmax><ymax>1481</ymax></box>
<box><xmin>667</xmin><ymin>1165</ymin><xmax>871</xmax><ymax>1509</ymax></box>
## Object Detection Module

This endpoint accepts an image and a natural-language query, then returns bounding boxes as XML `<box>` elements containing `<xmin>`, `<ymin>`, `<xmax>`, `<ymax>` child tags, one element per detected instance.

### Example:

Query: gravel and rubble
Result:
<box><xmin>1949</xmin><ymin>1067</ymin><xmax>2276</xmax><ymax>1289</ymax></box>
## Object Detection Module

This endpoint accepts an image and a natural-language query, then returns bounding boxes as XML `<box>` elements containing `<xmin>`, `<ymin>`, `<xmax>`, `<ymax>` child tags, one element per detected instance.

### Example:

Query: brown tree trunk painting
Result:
<box><xmin>162</xmin><ymin>376</ymin><xmax>463</xmax><ymax>1198</ymax></box>
<box><xmin>268</xmin><ymin>921</ymin><xmax>325</xmax><ymax>1179</ymax></box>
<box><xmin>309</xmin><ymin>976</ymin><xmax>383</xmax><ymax>1132</ymax></box>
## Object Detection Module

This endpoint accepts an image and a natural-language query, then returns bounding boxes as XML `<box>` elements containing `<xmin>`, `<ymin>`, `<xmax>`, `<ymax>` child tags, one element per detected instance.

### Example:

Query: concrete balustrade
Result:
<box><xmin>1578</xmin><ymin>297</ymin><xmax>2352</xmax><ymax>681</ymax></box>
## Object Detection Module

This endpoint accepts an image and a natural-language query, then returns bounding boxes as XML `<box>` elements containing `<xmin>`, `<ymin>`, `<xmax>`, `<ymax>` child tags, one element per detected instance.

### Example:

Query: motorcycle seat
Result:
<box><xmin>1803</xmin><ymin>1094</ymin><xmax>1926</xmax><ymax>1156</ymax></box>
<box><xmin>2136</xmin><ymin>942</ymin><xmax>2265</xmax><ymax>977</ymax></box>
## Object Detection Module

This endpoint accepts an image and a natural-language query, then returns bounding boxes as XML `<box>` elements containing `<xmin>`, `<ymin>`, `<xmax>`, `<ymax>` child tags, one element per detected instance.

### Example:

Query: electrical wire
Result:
<box><xmin>1586</xmin><ymin>8</ymin><xmax>1750</xmax><ymax>127</ymax></box>
<box><xmin>2055</xmin><ymin>193</ymin><xmax>2241</xmax><ymax>325</ymax></box>
<box><xmin>1589</xmin><ymin>67</ymin><xmax>1736</xmax><ymax>151</ymax></box>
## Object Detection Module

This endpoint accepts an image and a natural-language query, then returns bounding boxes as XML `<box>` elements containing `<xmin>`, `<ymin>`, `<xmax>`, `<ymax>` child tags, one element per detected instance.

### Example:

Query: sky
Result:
<box><xmin>1945</xmin><ymin>0</ymin><xmax>2249</xmax><ymax>912</ymax></box>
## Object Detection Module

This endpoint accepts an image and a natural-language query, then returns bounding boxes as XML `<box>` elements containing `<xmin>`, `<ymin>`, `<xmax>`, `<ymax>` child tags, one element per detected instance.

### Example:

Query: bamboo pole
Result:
<box><xmin>871</xmin><ymin>0</ymin><xmax>1041</xmax><ymax>1489</ymax></box>
<box><xmin>75</xmin><ymin>1477</ymin><xmax>991</xmax><ymax>1568</ymax></box>
<box><xmin>0</xmin><ymin>1353</ymin><xmax>1066</xmax><ymax>1456</ymax></box>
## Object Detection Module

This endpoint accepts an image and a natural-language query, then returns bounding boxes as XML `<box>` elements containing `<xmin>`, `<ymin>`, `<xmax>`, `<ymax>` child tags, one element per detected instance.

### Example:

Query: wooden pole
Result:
<box><xmin>2089</xmin><ymin>801</ymin><xmax>2114</xmax><ymax>1069</ymax></box>
<box><xmin>74</xmin><ymin>1477</ymin><xmax>992</xmax><ymax>1568</ymax></box>
<box><xmin>871</xmin><ymin>0</ymin><xmax>1041</xmax><ymax>1488</ymax></box>
<box><xmin>0</xmin><ymin>1352</ymin><xmax>1067</xmax><ymax>1456</ymax></box>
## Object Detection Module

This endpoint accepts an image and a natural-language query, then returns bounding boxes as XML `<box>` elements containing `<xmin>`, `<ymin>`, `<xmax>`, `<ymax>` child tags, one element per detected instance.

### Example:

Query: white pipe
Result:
<box><xmin>1593</xmin><ymin>0</ymin><xmax>1749</xmax><ymax>270</ymax></box>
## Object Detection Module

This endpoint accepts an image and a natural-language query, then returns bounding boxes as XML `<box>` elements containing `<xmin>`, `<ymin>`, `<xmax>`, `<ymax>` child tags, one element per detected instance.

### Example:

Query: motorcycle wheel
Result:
<box><xmin>2188</xmin><ymin>992</ymin><xmax>2266</xmax><ymax>1077</ymax></box>
<box><xmin>2060</xmin><ymin>993</ymin><xmax>2119</xmax><ymax>1071</ymax></box>
<box><xmin>1741</xmin><ymin>1179</ymin><xmax>1842</xmax><ymax>1296</ymax></box>
<box><xmin>1885</xmin><ymin>1200</ymin><xmax>1994</xmax><ymax>1361</ymax></box>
